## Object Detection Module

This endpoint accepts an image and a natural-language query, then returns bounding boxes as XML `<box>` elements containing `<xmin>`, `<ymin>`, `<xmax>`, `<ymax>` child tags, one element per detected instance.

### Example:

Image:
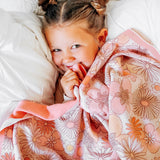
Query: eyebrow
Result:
<box><xmin>48</xmin><ymin>43</ymin><xmax>56</xmax><ymax>50</ymax></box>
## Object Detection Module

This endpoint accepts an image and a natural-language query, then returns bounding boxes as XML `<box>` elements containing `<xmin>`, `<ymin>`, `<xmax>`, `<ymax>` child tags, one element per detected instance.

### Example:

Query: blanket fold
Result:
<box><xmin>1</xmin><ymin>29</ymin><xmax>160</xmax><ymax>159</ymax></box>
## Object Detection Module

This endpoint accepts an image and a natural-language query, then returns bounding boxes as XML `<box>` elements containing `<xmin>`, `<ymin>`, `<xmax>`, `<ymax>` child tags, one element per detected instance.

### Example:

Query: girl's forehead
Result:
<box><xmin>44</xmin><ymin>21</ymin><xmax>98</xmax><ymax>48</ymax></box>
<box><xmin>45</xmin><ymin>22</ymin><xmax>98</xmax><ymax>41</ymax></box>
<box><xmin>46</xmin><ymin>20</ymin><xmax>93</xmax><ymax>33</ymax></box>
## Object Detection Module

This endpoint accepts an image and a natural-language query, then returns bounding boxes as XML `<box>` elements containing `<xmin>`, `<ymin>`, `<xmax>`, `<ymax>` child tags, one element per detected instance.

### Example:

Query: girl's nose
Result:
<box><xmin>62</xmin><ymin>49</ymin><xmax>75</xmax><ymax>64</ymax></box>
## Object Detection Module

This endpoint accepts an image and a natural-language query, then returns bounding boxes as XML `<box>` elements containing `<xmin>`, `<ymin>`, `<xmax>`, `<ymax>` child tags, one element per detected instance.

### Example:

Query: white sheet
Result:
<box><xmin>0</xmin><ymin>0</ymin><xmax>44</xmax><ymax>14</ymax></box>
<box><xmin>107</xmin><ymin>0</ymin><xmax>160</xmax><ymax>52</ymax></box>
<box><xmin>0</xmin><ymin>9</ymin><xmax>58</xmax><ymax>126</ymax></box>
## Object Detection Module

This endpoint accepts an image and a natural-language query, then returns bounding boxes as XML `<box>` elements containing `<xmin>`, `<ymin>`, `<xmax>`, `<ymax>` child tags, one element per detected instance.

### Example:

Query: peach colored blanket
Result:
<box><xmin>1</xmin><ymin>29</ymin><xmax>160</xmax><ymax>159</ymax></box>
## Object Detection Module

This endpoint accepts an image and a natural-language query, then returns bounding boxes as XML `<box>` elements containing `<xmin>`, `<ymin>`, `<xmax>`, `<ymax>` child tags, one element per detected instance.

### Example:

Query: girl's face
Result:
<box><xmin>44</xmin><ymin>21</ymin><xmax>105</xmax><ymax>72</ymax></box>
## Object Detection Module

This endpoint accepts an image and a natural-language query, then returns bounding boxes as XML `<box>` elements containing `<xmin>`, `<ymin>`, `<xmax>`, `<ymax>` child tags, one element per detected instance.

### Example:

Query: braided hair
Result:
<box><xmin>39</xmin><ymin>0</ymin><xmax>108</xmax><ymax>33</ymax></box>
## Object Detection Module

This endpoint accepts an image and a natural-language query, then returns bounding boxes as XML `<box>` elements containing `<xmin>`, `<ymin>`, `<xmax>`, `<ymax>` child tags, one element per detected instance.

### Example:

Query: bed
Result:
<box><xmin>0</xmin><ymin>0</ymin><xmax>160</xmax><ymax>159</ymax></box>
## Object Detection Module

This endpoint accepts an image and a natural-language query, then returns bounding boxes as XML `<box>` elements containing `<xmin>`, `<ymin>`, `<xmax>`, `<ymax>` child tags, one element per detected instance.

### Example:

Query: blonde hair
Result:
<box><xmin>40</xmin><ymin>0</ymin><xmax>108</xmax><ymax>33</ymax></box>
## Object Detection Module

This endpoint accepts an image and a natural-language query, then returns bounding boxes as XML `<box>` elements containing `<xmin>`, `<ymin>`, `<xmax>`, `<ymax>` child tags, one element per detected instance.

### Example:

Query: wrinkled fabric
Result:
<box><xmin>0</xmin><ymin>9</ymin><xmax>58</xmax><ymax>127</ymax></box>
<box><xmin>1</xmin><ymin>29</ymin><xmax>160</xmax><ymax>159</ymax></box>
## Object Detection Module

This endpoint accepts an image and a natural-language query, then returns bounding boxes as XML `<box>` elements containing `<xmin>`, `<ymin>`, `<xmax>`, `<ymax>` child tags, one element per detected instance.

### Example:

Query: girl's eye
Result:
<box><xmin>53</xmin><ymin>48</ymin><xmax>61</xmax><ymax>52</ymax></box>
<box><xmin>72</xmin><ymin>44</ymin><xmax>81</xmax><ymax>49</ymax></box>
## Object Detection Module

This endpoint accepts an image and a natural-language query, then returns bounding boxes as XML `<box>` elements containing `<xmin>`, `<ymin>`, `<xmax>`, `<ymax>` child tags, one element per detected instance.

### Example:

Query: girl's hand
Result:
<box><xmin>61</xmin><ymin>69</ymin><xmax>81</xmax><ymax>98</ymax></box>
<box><xmin>61</xmin><ymin>64</ymin><xmax>87</xmax><ymax>98</ymax></box>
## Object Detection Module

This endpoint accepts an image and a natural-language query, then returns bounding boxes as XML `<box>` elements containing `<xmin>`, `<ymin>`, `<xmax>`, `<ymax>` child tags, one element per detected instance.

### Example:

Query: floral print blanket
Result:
<box><xmin>1</xmin><ymin>29</ymin><xmax>160</xmax><ymax>159</ymax></box>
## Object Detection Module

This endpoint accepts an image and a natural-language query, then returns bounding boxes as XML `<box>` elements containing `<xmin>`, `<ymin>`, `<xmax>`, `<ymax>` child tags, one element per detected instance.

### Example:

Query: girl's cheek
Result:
<box><xmin>54</xmin><ymin>57</ymin><xmax>63</xmax><ymax>69</ymax></box>
<box><xmin>52</xmin><ymin>55</ymin><xmax>59</xmax><ymax>65</ymax></box>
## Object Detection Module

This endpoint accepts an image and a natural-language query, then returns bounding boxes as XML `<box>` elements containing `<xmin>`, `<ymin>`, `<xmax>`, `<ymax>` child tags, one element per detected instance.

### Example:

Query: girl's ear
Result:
<box><xmin>97</xmin><ymin>28</ymin><xmax>108</xmax><ymax>47</ymax></box>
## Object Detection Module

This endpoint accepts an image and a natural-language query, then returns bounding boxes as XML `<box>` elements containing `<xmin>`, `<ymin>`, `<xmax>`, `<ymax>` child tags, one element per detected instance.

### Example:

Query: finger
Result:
<box><xmin>72</xmin><ymin>64</ymin><xmax>87</xmax><ymax>80</ymax></box>
<box><xmin>61</xmin><ymin>76</ymin><xmax>80</xmax><ymax>87</ymax></box>
<box><xmin>63</xmin><ymin>69</ymin><xmax>78</xmax><ymax>78</ymax></box>
<box><xmin>62</xmin><ymin>79</ymin><xmax>80</xmax><ymax>98</ymax></box>
<box><xmin>67</xmin><ymin>79</ymin><xmax>80</xmax><ymax>89</ymax></box>
<box><xmin>63</xmin><ymin>70</ymin><xmax>81</xmax><ymax>82</ymax></box>
<box><xmin>65</xmin><ymin>76</ymin><xmax>80</xmax><ymax>83</ymax></box>
<box><xmin>61</xmin><ymin>73</ymin><xmax>80</xmax><ymax>89</ymax></box>
<box><xmin>74</xmin><ymin>69</ymin><xmax>84</xmax><ymax>81</ymax></box>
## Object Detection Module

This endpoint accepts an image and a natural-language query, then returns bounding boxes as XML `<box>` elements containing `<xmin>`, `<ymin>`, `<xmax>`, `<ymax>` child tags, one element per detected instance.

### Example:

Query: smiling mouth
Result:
<box><xmin>66</xmin><ymin>65</ymin><xmax>73</xmax><ymax>69</ymax></box>
<box><xmin>63</xmin><ymin>63</ymin><xmax>87</xmax><ymax>74</ymax></box>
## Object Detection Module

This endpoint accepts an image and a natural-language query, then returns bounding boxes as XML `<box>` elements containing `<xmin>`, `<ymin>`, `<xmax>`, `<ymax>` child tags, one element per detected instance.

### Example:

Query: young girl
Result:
<box><xmin>1</xmin><ymin>1</ymin><xmax>159</xmax><ymax>159</ymax></box>
<box><xmin>40</xmin><ymin>0</ymin><xmax>108</xmax><ymax>99</ymax></box>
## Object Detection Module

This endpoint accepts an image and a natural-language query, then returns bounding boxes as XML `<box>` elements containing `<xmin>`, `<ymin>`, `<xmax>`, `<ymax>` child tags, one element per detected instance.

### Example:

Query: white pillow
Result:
<box><xmin>0</xmin><ymin>9</ymin><xmax>58</xmax><ymax>126</ymax></box>
<box><xmin>106</xmin><ymin>0</ymin><xmax>160</xmax><ymax>52</ymax></box>
<box><xmin>0</xmin><ymin>0</ymin><xmax>44</xmax><ymax>14</ymax></box>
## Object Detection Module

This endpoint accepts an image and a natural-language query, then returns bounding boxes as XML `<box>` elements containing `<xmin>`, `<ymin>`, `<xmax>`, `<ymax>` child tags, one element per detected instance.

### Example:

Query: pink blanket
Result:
<box><xmin>1</xmin><ymin>29</ymin><xmax>160</xmax><ymax>159</ymax></box>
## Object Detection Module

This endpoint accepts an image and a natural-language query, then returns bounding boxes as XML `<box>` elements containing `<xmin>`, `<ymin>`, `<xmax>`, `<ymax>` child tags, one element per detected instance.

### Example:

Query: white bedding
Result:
<box><xmin>0</xmin><ymin>9</ymin><xmax>58</xmax><ymax>126</ymax></box>
<box><xmin>107</xmin><ymin>0</ymin><xmax>160</xmax><ymax>52</ymax></box>
<box><xmin>0</xmin><ymin>0</ymin><xmax>44</xmax><ymax>14</ymax></box>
